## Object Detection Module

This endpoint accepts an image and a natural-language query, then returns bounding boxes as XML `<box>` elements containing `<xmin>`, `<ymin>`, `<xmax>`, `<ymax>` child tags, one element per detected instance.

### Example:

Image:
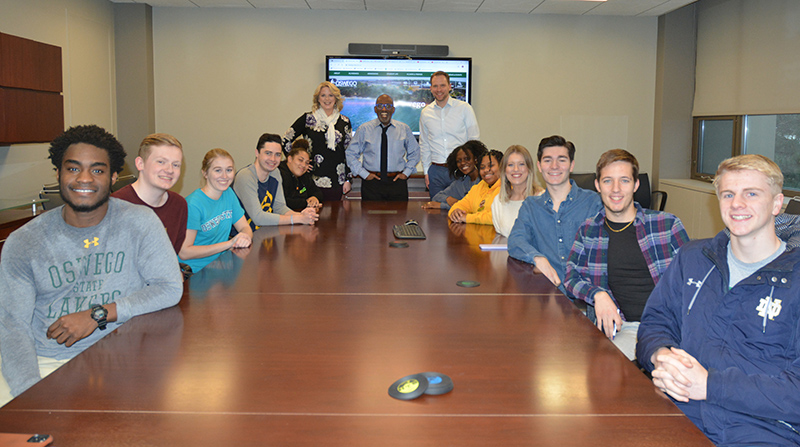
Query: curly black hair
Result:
<box><xmin>446</xmin><ymin>140</ymin><xmax>488</xmax><ymax>180</ymax></box>
<box><xmin>486</xmin><ymin>149</ymin><xmax>504</xmax><ymax>166</ymax></box>
<box><xmin>48</xmin><ymin>125</ymin><xmax>127</xmax><ymax>174</ymax></box>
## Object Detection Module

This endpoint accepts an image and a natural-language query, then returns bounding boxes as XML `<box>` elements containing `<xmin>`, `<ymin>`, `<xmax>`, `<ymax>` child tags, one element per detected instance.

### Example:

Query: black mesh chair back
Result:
<box><xmin>569</xmin><ymin>172</ymin><xmax>667</xmax><ymax>211</ymax></box>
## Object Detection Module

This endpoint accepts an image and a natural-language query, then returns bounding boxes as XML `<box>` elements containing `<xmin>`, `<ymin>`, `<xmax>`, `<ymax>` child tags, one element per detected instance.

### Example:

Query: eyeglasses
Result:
<box><xmin>375</xmin><ymin>104</ymin><xmax>394</xmax><ymax>110</ymax></box>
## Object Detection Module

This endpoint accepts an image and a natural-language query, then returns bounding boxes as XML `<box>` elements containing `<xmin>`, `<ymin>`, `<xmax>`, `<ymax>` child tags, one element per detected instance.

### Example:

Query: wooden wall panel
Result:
<box><xmin>0</xmin><ymin>87</ymin><xmax>64</xmax><ymax>144</ymax></box>
<box><xmin>0</xmin><ymin>32</ymin><xmax>64</xmax><ymax>144</ymax></box>
<box><xmin>0</xmin><ymin>32</ymin><xmax>62</xmax><ymax>93</ymax></box>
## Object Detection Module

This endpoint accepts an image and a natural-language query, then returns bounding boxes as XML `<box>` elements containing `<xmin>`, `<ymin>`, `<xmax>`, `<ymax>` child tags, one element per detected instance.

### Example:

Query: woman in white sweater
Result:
<box><xmin>491</xmin><ymin>145</ymin><xmax>543</xmax><ymax>237</ymax></box>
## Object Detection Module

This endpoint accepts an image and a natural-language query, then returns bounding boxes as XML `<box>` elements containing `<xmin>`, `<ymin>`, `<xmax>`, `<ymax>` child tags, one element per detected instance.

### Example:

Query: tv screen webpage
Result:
<box><xmin>326</xmin><ymin>56</ymin><xmax>472</xmax><ymax>135</ymax></box>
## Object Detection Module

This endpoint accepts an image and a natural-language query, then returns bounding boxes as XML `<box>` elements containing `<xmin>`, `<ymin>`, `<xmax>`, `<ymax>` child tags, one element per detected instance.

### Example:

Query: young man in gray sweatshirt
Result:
<box><xmin>0</xmin><ymin>125</ymin><xmax>183</xmax><ymax>403</ymax></box>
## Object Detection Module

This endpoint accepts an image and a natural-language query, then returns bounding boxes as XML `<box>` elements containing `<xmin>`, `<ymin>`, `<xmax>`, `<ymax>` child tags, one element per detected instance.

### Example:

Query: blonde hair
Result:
<box><xmin>713</xmin><ymin>154</ymin><xmax>784</xmax><ymax>196</ymax></box>
<box><xmin>200</xmin><ymin>148</ymin><xmax>234</xmax><ymax>186</ymax></box>
<box><xmin>138</xmin><ymin>133</ymin><xmax>183</xmax><ymax>160</ymax></box>
<box><xmin>311</xmin><ymin>81</ymin><xmax>344</xmax><ymax>112</ymax></box>
<box><xmin>499</xmin><ymin>145</ymin><xmax>542</xmax><ymax>202</ymax></box>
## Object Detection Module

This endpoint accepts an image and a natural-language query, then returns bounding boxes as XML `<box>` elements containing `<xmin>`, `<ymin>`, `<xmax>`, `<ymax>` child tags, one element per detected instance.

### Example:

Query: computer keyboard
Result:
<box><xmin>393</xmin><ymin>224</ymin><xmax>426</xmax><ymax>240</ymax></box>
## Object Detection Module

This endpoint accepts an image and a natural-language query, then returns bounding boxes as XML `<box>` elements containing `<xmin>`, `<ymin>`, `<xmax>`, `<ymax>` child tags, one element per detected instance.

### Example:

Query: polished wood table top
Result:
<box><xmin>0</xmin><ymin>201</ymin><xmax>712</xmax><ymax>446</ymax></box>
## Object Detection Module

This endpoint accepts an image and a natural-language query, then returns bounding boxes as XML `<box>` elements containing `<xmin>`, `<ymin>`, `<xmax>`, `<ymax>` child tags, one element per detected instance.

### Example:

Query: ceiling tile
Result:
<box><xmin>249</xmin><ymin>0</ymin><xmax>311</xmax><ymax>8</ymax></box>
<box><xmin>112</xmin><ymin>0</ymin><xmax>201</xmax><ymax>6</ymax></box>
<box><xmin>108</xmin><ymin>0</ymin><xmax>698</xmax><ymax>15</ymax></box>
<box><xmin>366</xmin><ymin>0</ymin><xmax>423</xmax><ymax>11</ymax></box>
<box><xmin>639</xmin><ymin>0</ymin><xmax>697</xmax><ymax>16</ymax></box>
<box><xmin>192</xmin><ymin>0</ymin><xmax>251</xmax><ymax>6</ymax></box>
<box><xmin>529</xmin><ymin>1</ymin><xmax>599</xmax><ymax>15</ymax></box>
<box><xmin>478</xmin><ymin>0</ymin><xmax>544</xmax><ymax>14</ymax></box>
<box><xmin>583</xmin><ymin>0</ymin><xmax>667</xmax><ymax>16</ymax></box>
<box><xmin>421</xmin><ymin>0</ymin><xmax>484</xmax><ymax>13</ymax></box>
<box><xmin>307</xmin><ymin>0</ymin><xmax>364</xmax><ymax>9</ymax></box>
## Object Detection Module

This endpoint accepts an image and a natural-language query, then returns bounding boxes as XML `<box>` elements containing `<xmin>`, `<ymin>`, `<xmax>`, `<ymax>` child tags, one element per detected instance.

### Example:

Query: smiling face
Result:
<box><xmin>58</xmin><ymin>143</ymin><xmax>117</xmax><ymax>215</ymax></box>
<box><xmin>595</xmin><ymin>160</ymin><xmax>639</xmax><ymax>222</ymax></box>
<box><xmin>717</xmin><ymin>169</ymin><xmax>783</xmax><ymax>241</ymax></box>
<box><xmin>257</xmin><ymin>142</ymin><xmax>282</xmax><ymax>175</ymax></box>
<box><xmin>537</xmin><ymin>146</ymin><xmax>574</xmax><ymax>188</ymax></box>
<box><xmin>455</xmin><ymin>149</ymin><xmax>476</xmax><ymax>177</ymax></box>
<box><xmin>374</xmin><ymin>95</ymin><xmax>395</xmax><ymax>125</ymax></box>
<box><xmin>318</xmin><ymin>86</ymin><xmax>336</xmax><ymax>115</ymax></box>
<box><xmin>505</xmin><ymin>152</ymin><xmax>529</xmax><ymax>189</ymax></box>
<box><xmin>287</xmin><ymin>150</ymin><xmax>311</xmax><ymax>177</ymax></box>
<box><xmin>136</xmin><ymin>144</ymin><xmax>182</xmax><ymax>192</ymax></box>
<box><xmin>202</xmin><ymin>155</ymin><xmax>235</xmax><ymax>195</ymax></box>
<box><xmin>480</xmin><ymin>154</ymin><xmax>501</xmax><ymax>187</ymax></box>
<box><xmin>430</xmin><ymin>74</ymin><xmax>451</xmax><ymax>104</ymax></box>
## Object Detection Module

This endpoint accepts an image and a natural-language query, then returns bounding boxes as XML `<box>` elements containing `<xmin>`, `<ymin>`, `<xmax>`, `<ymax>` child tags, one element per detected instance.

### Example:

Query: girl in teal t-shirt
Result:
<box><xmin>179</xmin><ymin>148</ymin><xmax>253</xmax><ymax>272</ymax></box>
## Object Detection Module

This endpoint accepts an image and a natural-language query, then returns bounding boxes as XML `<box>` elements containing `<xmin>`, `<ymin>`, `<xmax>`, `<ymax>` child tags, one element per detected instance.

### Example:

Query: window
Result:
<box><xmin>692</xmin><ymin>114</ymin><xmax>800</xmax><ymax>193</ymax></box>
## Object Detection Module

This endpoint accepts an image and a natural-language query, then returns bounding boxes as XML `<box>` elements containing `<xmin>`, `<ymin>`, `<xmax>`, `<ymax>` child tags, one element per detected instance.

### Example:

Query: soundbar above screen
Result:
<box><xmin>326</xmin><ymin>56</ymin><xmax>472</xmax><ymax>135</ymax></box>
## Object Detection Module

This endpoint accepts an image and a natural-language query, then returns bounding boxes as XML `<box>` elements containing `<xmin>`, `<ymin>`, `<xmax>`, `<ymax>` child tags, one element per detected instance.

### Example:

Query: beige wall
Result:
<box><xmin>661</xmin><ymin>179</ymin><xmax>725</xmax><ymax>239</ymax></box>
<box><xmin>114</xmin><ymin>3</ymin><xmax>155</xmax><ymax>171</ymax></box>
<box><xmin>653</xmin><ymin>5</ymin><xmax>696</xmax><ymax>183</ymax></box>
<box><xmin>0</xmin><ymin>0</ymin><xmax>116</xmax><ymax>200</ymax></box>
<box><xmin>694</xmin><ymin>0</ymin><xmax>800</xmax><ymax>116</ymax></box>
<box><xmin>150</xmin><ymin>9</ymin><xmax>659</xmax><ymax>195</ymax></box>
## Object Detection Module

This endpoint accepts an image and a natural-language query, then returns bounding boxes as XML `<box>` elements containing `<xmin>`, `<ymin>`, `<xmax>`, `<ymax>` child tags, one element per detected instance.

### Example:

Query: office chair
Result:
<box><xmin>569</xmin><ymin>173</ymin><xmax>596</xmax><ymax>192</ymax></box>
<box><xmin>39</xmin><ymin>182</ymin><xmax>64</xmax><ymax>210</ymax></box>
<box><xmin>636</xmin><ymin>173</ymin><xmax>669</xmax><ymax>211</ymax></box>
<box><xmin>568</xmin><ymin>172</ymin><xmax>668</xmax><ymax>211</ymax></box>
<box><xmin>112</xmin><ymin>175</ymin><xmax>137</xmax><ymax>192</ymax></box>
<box><xmin>785</xmin><ymin>196</ymin><xmax>800</xmax><ymax>215</ymax></box>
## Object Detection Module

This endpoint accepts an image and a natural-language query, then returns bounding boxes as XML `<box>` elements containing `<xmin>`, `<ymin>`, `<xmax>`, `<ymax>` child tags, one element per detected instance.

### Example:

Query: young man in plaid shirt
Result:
<box><xmin>564</xmin><ymin>149</ymin><xmax>689</xmax><ymax>360</ymax></box>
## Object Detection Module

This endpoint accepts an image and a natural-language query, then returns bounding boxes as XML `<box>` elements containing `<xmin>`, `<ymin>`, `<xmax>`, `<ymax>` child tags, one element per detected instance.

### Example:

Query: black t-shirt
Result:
<box><xmin>606</xmin><ymin>220</ymin><xmax>654</xmax><ymax>321</ymax></box>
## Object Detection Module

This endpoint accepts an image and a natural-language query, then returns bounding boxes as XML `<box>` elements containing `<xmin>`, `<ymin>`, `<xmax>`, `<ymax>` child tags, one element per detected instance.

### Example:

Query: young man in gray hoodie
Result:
<box><xmin>0</xmin><ymin>125</ymin><xmax>183</xmax><ymax>404</ymax></box>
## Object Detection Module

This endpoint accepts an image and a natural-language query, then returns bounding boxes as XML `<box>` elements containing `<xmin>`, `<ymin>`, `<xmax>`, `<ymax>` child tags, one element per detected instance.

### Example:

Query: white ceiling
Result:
<box><xmin>107</xmin><ymin>0</ymin><xmax>698</xmax><ymax>16</ymax></box>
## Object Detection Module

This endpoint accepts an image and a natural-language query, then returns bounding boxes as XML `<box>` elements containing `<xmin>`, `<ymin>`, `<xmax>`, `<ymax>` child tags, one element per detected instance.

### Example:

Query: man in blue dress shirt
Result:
<box><xmin>346</xmin><ymin>95</ymin><xmax>420</xmax><ymax>201</ymax></box>
<box><xmin>508</xmin><ymin>135</ymin><xmax>602</xmax><ymax>295</ymax></box>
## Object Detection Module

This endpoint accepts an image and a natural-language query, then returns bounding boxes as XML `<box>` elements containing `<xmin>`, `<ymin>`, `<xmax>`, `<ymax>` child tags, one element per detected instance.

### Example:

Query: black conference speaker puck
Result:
<box><xmin>388</xmin><ymin>373</ymin><xmax>429</xmax><ymax>400</ymax></box>
<box><xmin>421</xmin><ymin>372</ymin><xmax>454</xmax><ymax>395</ymax></box>
<box><xmin>389</xmin><ymin>241</ymin><xmax>409</xmax><ymax>248</ymax></box>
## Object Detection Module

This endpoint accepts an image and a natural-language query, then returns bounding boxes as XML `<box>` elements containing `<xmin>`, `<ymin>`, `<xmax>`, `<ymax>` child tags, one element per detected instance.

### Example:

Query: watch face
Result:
<box><xmin>91</xmin><ymin>306</ymin><xmax>107</xmax><ymax>320</ymax></box>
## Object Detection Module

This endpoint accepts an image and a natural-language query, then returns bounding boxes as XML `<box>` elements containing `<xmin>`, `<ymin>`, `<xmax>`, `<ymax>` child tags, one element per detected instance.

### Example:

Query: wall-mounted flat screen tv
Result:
<box><xmin>326</xmin><ymin>56</ymin><xmax>472</xmax><ymax>135</ymax></box>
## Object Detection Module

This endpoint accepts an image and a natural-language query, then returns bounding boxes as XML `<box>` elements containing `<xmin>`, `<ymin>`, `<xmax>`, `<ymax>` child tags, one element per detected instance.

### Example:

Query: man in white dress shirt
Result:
<box><xmin>419</xmin><ymin>71</ymin><xmax>480</xmax><ymax>199</ymax></box>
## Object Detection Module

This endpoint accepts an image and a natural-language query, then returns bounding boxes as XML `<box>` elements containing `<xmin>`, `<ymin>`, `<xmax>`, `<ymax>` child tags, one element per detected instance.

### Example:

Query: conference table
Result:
<box><xmin>0</xmin><ymin>201</ymin><xmax>713</xmax><ymax>446</ymax></box>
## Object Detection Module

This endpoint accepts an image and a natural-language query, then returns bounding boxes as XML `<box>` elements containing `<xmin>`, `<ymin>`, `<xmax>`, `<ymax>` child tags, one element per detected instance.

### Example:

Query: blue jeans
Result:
<box><xmin>427</xmin><ymin>164</ymin><xmax>453</xmax><ymax>200</ymax></box>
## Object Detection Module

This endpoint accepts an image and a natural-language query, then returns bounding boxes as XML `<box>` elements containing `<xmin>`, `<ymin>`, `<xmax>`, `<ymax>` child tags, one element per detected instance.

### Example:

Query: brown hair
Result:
<box><xmin>537</xmin><ymin>135</ymin><xmax>575</xmax><ymax>162</ymax></box>
<box><xmin>288</xmin><ymin>139</ymin><xmax>311</xmax><ymax>159</ymax></box>
<box><xmin>430</xmin><ymin>71</ymin><xmax>450</xmax><ymax>84</ymax></box>
<box><xmin>595</xmin><ymin>149</ymin><xmax>639</xmax><ymax>180</ymax></box>
<box><xmin>200</xmin><ymin>148</ymin><xmax>234</xmax><ymax>185</ymax></box>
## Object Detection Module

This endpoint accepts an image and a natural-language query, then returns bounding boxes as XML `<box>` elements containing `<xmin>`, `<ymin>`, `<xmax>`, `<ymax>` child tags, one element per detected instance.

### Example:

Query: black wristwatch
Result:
<box><xmin>90</xmin><ymin>304</ymin><xmax>108</xmax><ymax>330</ymax></box>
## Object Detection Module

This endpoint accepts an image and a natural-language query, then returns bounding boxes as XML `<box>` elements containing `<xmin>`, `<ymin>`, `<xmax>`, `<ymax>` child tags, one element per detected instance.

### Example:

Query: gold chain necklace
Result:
<box><xmin>605</xmin><ymin>219</ymin><xmax>633</xmax><ymax>233</ymax></box>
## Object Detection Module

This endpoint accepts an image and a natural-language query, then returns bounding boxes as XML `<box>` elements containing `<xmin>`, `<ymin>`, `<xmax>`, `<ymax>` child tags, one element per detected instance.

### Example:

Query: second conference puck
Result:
<box><xmin>421</xmin><ymin>372</ymin><xmax>454</xmax><ymax>395</ymax></box>
<box><xmin>388</xmin><ymin>373</ymin><xmax>429</xmax><ymax>400</ymax></box>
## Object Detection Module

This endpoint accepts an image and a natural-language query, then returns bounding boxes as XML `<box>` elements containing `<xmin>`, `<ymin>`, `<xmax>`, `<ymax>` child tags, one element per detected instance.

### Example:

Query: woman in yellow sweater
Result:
<box><xmin>448</xmin><ymin>149</ymin><xmax>503</xmax><ymax>224</ymax></box>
